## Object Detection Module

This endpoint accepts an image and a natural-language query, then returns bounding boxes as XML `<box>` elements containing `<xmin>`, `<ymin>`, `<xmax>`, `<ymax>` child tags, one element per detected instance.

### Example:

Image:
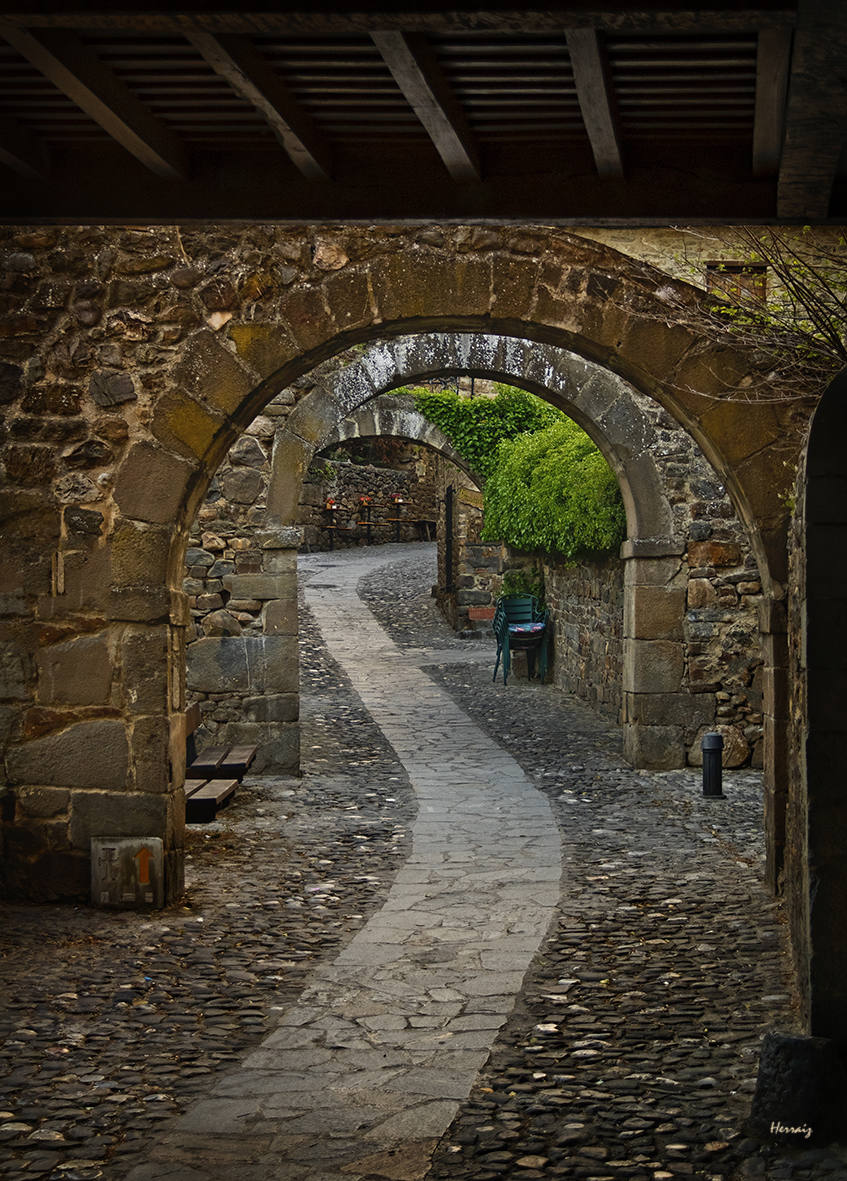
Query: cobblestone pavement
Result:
<box><xmin>2</xmin><ymin>542</ymin><xmax>847</xmax><ymax>1181</ymax></box>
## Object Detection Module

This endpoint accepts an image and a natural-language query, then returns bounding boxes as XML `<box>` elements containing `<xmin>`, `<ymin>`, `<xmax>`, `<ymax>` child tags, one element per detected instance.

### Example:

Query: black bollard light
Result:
<box><xmin>702</xmin><ymin>731</ymin><xmax>724</xmax><ymax>797</ymax></box>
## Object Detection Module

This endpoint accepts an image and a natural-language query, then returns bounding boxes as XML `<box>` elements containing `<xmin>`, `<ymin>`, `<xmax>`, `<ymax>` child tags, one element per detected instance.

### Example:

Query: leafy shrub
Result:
<box><xmin>408</xmin><ymin>384</ymin><xmax>562</xmax><ymax>481</ymax></box>
<box><xmin>482</xmin><ymin>419</ymin><xmax>626</xmax><ymax>561</ymax></box>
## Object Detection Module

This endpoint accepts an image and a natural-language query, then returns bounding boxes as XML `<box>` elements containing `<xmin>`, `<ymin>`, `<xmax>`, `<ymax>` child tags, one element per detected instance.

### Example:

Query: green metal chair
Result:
<box><xmin>492</xmin><ymin>594</ymin><xmax>550</xmax><ymax>684</ymax></box>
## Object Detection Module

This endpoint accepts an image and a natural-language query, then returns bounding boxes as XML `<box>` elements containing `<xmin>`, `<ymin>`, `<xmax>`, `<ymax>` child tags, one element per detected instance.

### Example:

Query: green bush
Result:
<box><xmin>408</xmin><ymin>384</ymin><xmax>562</xmax><ymax>481</ymax></box>
<box><xmin>481</xmin><ymin>419</ymin><xmax>626</xmax><ymax>561</ymax></box>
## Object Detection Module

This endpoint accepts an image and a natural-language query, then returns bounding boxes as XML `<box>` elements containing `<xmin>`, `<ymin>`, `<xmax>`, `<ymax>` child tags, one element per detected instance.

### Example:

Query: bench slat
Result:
<box><xmin>185</xmin><ymin>778</ymin><xmax>239</xmax><ymax>824</ymax></box>
<box><xmin>188</xmin><ymin>745</ymin><xmax>228</xmax><ymax>777</ymax></box>
<box><xmin>218</xmin><ymin>745</ymin><xmax>257</xmax><ymax>777</ymax></box>
<box><xmin>183</xmin><ymin>778</ymin><xmax>210</xmax><ymax>798</ymax></box>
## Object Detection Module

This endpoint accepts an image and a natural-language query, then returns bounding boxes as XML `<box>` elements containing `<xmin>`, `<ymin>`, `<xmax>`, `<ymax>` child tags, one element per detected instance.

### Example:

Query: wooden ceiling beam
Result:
<box><xmin>0</xmin><ymin>22</ymin><xmax>187</xmax><ymax>179</ymax></box>
<box><xmin>371</xmin><ymin>30</ymin><xmax>481</xmax><ymax>183</ymax></box>
<box><xmin>0</xmin><ymin>114</ymin><xmax>49</xmax><ymax>178</ymax></box>
<box><xmin>186</xmin><ymin>31</ymin><xmax>332</xmax><ymax>180</ymax></box>
<box><xmin>0</xmin><ymin>9</ymin><xmax>797</xmax><ymax>36</ymax></box>
<box><xmin>753</xmin><ymin>27</ymin><xmax>791</xmax><ymax>176</ymax></box>
<box><xmin>566</xmin><ymin>28</ymin><xmax>624</xmax><ymax>177</ymax></box>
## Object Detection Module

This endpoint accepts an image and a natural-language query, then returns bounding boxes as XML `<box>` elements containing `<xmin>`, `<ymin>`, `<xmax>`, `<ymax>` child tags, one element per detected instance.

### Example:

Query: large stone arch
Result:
<box><xmin>1</xmin><ymin>225</ymin><xmax>804</xmax><ymax>902</ymax></box>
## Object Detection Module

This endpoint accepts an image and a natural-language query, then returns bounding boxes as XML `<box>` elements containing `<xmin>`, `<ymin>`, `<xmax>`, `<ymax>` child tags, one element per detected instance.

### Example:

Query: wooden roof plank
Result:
<box><xmin>753</xmin><ymin>26</ymin><xmax>792</xmax><ymax>176</ymax></box>
<box><xmin>186</xmin><ymin>31</ymin><xmax>331</xmax><ymax>180</ymax></box>
<box><xmin>0</xmin><ymin>22</ymin><xmax>187</xmax><ymax>178</ymax></box>
<box><xmin>0</xmin><ymin>113</ymin><xmax>49</xmax><ymax>177</ymax></box>
<box><xmin>566</xmin><ymin>27</ymin><xmax>624</xmax><ymax>178</ymax></box>
<box><xmin>371</xmin><ymin>30</ymin><xmax>481</xmax><ymax>183</ymax></box>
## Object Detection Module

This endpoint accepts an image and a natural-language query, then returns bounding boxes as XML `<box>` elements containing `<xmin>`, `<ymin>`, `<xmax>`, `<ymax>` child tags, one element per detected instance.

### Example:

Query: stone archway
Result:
<box><xmin>0</xmin><ymin>225</ymin><xmax>802</xmax><ymax>901</ymax></box>
<box><xmin>267</xmin><ymin>331</ymin><xmax>762</xmax><ymax>774</ymax></box>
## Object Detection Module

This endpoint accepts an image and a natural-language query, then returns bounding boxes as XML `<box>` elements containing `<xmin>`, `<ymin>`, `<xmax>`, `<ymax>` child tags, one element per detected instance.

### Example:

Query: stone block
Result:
<box><xmin>0</xmin><ymin>641</ymin><xmax>30</xmax><ymax>699</ymax></box>
<box><xmin>223</xmin><ymin>572</ymin><xmax>295</xmax><ymax>601</ymax></box>
<box><xmin>187</xmin><ymin>636</ymin><xmax>250</xmax><ymax>692</ymax></box>
<box><xmin>244</xmin><ymin>694</ymin><xmax>298</xmax><ymax>723</ymax></box>
<box><xmin>70</xmin><ymin>789</ymin><xmax>168</xmax><ymax>848</ymax></box>
<box><xmin>624</xmin><ymin>586</ymin><xmax>685</xmax><ymax>640</ymax></box>
<box><xmin>491</xmin><ymin>255</ymin><xmax>540</xmax><ymax>319</ymax></box>
<box><xmin>623</xmin><ymin>723</ymin><xmax>685</xmax><ymax>770</ymax></box>
<box><xmin>174</xmin><ymin>329</ymin><xmax>253</xmax><ymax>417</ymax></box>
<box><xmin>258</xmin><ymin>526</ymin><xmax>303</xmax><ymax>550</ymax></box>
<box><xmin>263</xmin><ymin>598</ymin><xmax>298</xmax><ymax>636</ymax></box>
<box><xmin>150</xmin><ymin>393</ymin><xmax>225</xmax><ymax>462</ymax></box>
<box><xmin>624</xmin><ymin>555</ymin><xmax>684</xmax><ymax>588</ymax></box>
<box><xmin>131</xmin><ymin>716</ymin><xmax>172</xmax><ymax>793</ymax></box>
<box><xmin>16</xmin><ymin>785</ymin><xmax>70</xmax><ymax>818</ymax></box>
<box><xmin>228</xmin><ymin>322</ymin><xmax>299</xmax><ymax>380</ymax></box>
<box><xmin>6</xmin><ymin>720</ymin><xmax>129</xmax><ymax>790</ymax></box>
<box><xmin>266</xmin><ymin>435</ymin><xmax>310</xmax><ymax>521</ymax></box>
<box><xmin>121</xmin><ymin>626</ymin><xmax>169</xmax><ymax>714</ymax></box>
<box><xmin>625</xmin><ymin>690</ymin><xmax>715</xmax><ymax>732</ymax></box>
<box><xmin>114</xmin><ymin>442</ymin><xmax>196</xmax><ymax>526</ymax></box>
<box><xmin>280</xmin><ymin>286</ymin><xmax>334</xmax><ymax>352</ymax></box>
<box><xmin>288</xmin><ymin>393</ymin><xmax>342</xmax><ymax>448</ymax></box>
<box><xmin>186</xmin><ymin>635</ymin><xmax>297</xmax><ymax>694</ymax></box>
<box><xmin>688</xmin><ymin>540</ymin><xmax>742</xmax><ymax>568</ymax></box>
<box><xmin>91</xmin><ymin>836</ymin><xmax>165</xmax><ymax>909</ymax></box>
<box><xmin>322</xmin><ymin>268</ymin><xmax>373</xmax><ymax>334</ymax></box>
<box><xmin>89</xmin><ymin>371</ymin><xmax>136</xmax><ymax>407</ymax></box>
<box><xmin>221</xmin><ymin>467</ymin><xmax>264</xmax><ymax>504</ymax></box>
<box><xmin>37</xmin><ymin>631</ymin><xmax>112</xmax><ymax>706</ymax></box>
<box><xmin>623</xmin><ymin>639</ymin><xmax>684</xmax><ymax>694</ymax></box>
<box><xmin>687</xmin><ymin>578</ymin><xmax>717</xmax><ymax>608</ymax></box>
<box><xmin>111</xmin><ymin>519</ymin><xmax>171</xmax><ymax>587</ymax></box>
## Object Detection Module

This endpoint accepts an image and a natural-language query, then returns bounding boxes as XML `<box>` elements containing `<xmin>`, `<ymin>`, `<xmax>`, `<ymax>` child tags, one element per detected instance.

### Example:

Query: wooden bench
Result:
<box><xmin>183</xmin><ymin>704</ymin><xmax>257</xmax><ymax>823</ymax></box>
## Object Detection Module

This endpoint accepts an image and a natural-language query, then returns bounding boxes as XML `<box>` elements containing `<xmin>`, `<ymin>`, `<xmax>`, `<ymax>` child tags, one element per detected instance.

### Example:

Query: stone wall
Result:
<box><xmin>300</xmin><ymin>445</ymin><xmax>439</xmax><ymax>551</ymax></box>
<box><xmin>433</xmin><ymin>457</ymin><xmax>493</xmax><ymax>632</ymax></box>
<box><xmin>543</xmin><ymin>557</ymin><xmax>624</xmax><ymax>721</ymax></box>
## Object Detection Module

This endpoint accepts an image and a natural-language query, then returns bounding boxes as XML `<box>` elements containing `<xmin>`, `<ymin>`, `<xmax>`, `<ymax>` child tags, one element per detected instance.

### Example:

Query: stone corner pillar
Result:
<box><xmin>760</xmin><ymin>596</ymin><xmax>788</xmax><ymax>895</ymax></box>
<box><xmin>621</xmin><ymin>538</ymin><xmax>689</xmax><ymax>770</ymax></box>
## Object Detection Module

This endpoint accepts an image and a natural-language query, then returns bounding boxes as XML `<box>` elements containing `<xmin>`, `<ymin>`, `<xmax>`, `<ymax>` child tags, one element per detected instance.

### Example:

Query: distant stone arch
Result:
<box><xmin>318</xmin><ymin>393</ymin><xmax>482</xmax><ymax>489</ymax></box>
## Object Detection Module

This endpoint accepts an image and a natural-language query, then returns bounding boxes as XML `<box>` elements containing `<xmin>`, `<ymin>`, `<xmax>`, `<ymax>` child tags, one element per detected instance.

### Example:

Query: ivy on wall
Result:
<box><xmin>409</xmin><ymin>383</ymin><xmax>626</xmax><ymax>561</ymax></box>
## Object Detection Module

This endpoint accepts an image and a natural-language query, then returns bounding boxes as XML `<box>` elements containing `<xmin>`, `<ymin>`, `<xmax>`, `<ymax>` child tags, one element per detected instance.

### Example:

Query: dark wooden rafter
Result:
<box><xmin>0</xmin><ymin>21</ymin><xmax>187</xmax><ymax>179</ymax></box>
<box><xmin>0</xmin><ymin>114</ymin><xmax>49</xmax><ymax>178</ymax></box>
<box><xmin>185</xmin><ymin>31</ymin><xmax>332</xmax><ymax>180</ymax></box>
<box><xmin>371</xmin><ymin>30</ymin><xmax>481</xmax><ymax>183</ymax></box>
<box><xmin>565</xmin><ymin>28</ymin><xmax>624</xmax><ymax>177</ymax></box>
<box><xmin>753</xmin><ymin>27</ymin><xmax>792</xmax><ymax>176</ymax></box>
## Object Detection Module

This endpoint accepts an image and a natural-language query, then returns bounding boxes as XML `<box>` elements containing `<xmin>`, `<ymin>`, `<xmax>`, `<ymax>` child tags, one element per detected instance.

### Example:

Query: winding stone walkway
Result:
<box><xmin>127</xmin><ymin>551</ymin><xmax>561</xmax><ymax>1181</ymax></box>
